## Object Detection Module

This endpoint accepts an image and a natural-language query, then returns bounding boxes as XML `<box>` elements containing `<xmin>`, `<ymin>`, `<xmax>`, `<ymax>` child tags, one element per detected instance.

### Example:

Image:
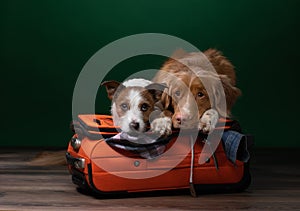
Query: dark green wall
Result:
<box><xmin>1</xmin><ymin>0</ymin><xmax>299</xmax><ymax>147</ymax></box>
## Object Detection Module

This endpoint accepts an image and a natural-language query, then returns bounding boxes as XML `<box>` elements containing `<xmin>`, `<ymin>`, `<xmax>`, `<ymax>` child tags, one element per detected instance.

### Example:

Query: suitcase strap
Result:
<box><xmin>189</xmin><ymin>135</ymin><xmax>197</xmax><ymax>197</ymax></box>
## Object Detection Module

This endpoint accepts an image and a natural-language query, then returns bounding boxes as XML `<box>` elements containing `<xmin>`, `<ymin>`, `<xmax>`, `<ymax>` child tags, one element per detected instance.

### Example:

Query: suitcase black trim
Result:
<box><xmin>82</xmin><ymin>161</ymin><xmax>251</xmax><ymax>196</ymax></box>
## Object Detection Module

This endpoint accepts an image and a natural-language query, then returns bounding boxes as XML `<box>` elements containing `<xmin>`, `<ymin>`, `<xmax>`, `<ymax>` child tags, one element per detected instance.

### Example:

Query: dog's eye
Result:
<box><xmin>197</xmin><ymin>92</ymin><xmax>204</xmax><ymax>98</ymax></box>
<box><xmin>140</xmin><ymin>103</ymin><xmax>149</xmax><ymax>112</ymax></box>
<box><xmin>120</xmin><ymin>103</ymin><xmax>128</xmax><ymax>111</ymax></box>
<box><xmin>174</xmin><ymin>90</ymin><xmax>181</xmax><ymax>97</ymax></box>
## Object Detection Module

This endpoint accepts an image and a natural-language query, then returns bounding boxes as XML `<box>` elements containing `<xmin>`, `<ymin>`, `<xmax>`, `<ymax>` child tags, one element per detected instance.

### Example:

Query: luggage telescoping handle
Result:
<box><xmin>203</xmin><ymin>138</ymin><xmax>219</xmax><ymax>170</ymax></box>
<box><xmin>189</xmin><ymin>135</ymin><xmax>197</xmax><ymax>197</ymax></box>
<box><xmin>189</xmin><ymin>135</ymin><xmax>221</xmax><ymax>197</ymax></box>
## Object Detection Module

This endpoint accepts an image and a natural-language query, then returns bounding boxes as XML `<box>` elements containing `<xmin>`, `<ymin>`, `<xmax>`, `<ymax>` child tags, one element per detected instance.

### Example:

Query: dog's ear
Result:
<box><xmin>155</xmin><ymin>82</ymin><xmax>172</xmax><ymax>110</ymax></box>
<box><xmin>101</xmin><ymin>80</ymin><xmax>123</xmax><ymax>100</ymax></box>
<box><xmin>211</xmin><ymin>75</ymin><xmax>241</xmax><ymax>117</ymax></box>
<box><xmin>220</xmin><ymin>77</ymin><xmax>241</xmax><ymax>115</ymax></box>
<box><xmin>204</xmin><ymin>48</ymin><xmax>236</xmax><ymax>86</ymax></box>
<box><xmin>161</xmin><ymin>91</ymin><xmax>172</xmax><ymax>110</ymax></box>
<box><xmin>145</xmin><ymin>83</ymin><xmax>168</xmax><ymax>102</ymax></box>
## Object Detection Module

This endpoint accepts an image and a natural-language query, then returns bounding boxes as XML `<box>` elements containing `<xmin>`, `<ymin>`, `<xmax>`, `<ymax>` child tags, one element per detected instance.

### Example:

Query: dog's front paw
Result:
<box><xmin>151</xmin><ymin>117</ymin><xmax>172</xmax><ymax>137</ymax></box>
<box><xmin>199</xmin><ymin>109</ymin><xmax>219</xmax><ymax>133</ymax></box>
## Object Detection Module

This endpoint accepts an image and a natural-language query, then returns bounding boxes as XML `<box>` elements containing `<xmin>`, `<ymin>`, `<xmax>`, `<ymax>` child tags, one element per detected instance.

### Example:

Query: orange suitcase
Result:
<box><xmin>66</xmin><ymin>114</ymin><xmax>253</xmax><ymax>196</ymax></box>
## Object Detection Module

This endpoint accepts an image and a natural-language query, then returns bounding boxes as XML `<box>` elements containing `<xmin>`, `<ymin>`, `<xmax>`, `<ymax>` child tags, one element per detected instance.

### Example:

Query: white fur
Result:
<box><xmin>151</xmin><ymin>116</ymin><xmax>172</xmax><ymax>136</ymax></box>
<box><xmin>122</xmin><ymin>78</ymin><xmax>152</xmax><ymax>88</ymax></box>
<box><xmin>180</xmin><ymin>94</ymin><xmax>193</xmax><ymax>121</ymax></box>
<box><xmin>199</xmin><ymin>109</ymin><xmax>219</xmax><ymax>133</ymax></box>
<box><xmin>123</xmin><ymin>89</ymin><xmax>145</xmax><ymax>133</ymax></box>
<box><xmin>111</xmin><ymin>79</ymin><xmax>152</xmax><ymax>130</ymax></box>
<box><xmin>112</xmin><ymin>89</ymin><xmax>146</xmax><ymax>134</ymax></box>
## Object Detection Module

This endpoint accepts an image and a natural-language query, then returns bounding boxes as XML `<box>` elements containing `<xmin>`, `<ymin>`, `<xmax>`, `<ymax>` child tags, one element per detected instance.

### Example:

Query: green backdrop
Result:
<box><xmin>1</xmin><ymin>0</ymin><xmax>299</xmax><ymax>147</ymax></box>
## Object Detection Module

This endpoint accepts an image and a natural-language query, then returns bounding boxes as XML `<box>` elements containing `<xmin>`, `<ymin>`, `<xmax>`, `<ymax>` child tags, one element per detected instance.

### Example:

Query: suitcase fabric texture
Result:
<box><xmin>66</xmin><ymin>114</ymin><xmax>253</xmax><ymax>196</ymax></box>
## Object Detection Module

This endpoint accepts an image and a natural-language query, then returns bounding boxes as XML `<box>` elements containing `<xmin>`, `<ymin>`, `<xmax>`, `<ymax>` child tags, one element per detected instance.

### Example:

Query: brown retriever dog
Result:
<box><xmin>152</xmin><ymin>49</ymin><xmax>241</xmax><ymax>132</ymax></box>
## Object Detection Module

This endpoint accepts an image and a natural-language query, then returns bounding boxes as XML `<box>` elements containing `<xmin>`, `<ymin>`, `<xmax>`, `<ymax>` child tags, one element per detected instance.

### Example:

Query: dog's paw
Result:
<box><xmin>151</xmin><ymin>117</ymin><xmax>172</xmax><ymax>137</ymax></box>
<box><xmin>199</xmin><ymin>109</ymin><xmax>219</xmax><ymax>133</ymax></box>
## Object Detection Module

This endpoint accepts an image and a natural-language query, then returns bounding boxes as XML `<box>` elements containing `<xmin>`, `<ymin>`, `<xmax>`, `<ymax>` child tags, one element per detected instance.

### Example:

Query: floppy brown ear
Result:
<box><xmin>101</xmin><ymin>80</ymin><xmax>122</xmax><ymax>100</ymax></box>
<box><xmin>212</xmin><ymin>75</ymin><xmax>241</xmax><ymax>117</ymax></box>
<box><xmin>145</xmin><ymin>83</ymin><xmax>168</xmax><ymax>102</ymax></box>
<box><xmin>221</xmin><ymin>77</ymin><xmax>241</xmax><ymax>115</ymax></box>
<box><xmin>204</xmin><ymin>48</ymin><xmax>237</xmax><ymax>86</ymax></box>
<box><xmin>161</xmin><ymin>91</ymin><xmax>172</xmax><ymax>110</ymax></box>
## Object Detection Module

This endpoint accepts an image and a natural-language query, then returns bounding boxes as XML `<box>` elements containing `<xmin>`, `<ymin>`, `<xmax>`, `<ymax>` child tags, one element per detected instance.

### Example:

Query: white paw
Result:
<box><xmin>151</xmin><ymin>117</ymin><xmax>172</xmax><ymax>137</ymax></box>
<box><xmin>199</xmin><ymin>109</ymin><xmax>219</xmax><ymax>133</ymax></box>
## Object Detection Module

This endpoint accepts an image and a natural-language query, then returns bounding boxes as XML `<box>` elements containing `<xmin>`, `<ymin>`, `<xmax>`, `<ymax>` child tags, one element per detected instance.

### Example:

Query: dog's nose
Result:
<box><xmin>176</xmin><ymin>114</ymin><xmax>187</xmax><ymax>125</ymax></box>
<box><xmin>130</xmin><ymin>122</ymin><xmax>140</xmax><ymax>130</ymax></box>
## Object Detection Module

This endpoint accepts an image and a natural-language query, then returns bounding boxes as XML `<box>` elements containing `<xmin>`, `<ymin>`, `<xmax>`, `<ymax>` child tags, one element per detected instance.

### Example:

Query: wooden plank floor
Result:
<box><xmin>0</xmin><ymin>148</ymin><xmax>300</xmax><ymax>210</ymax></box>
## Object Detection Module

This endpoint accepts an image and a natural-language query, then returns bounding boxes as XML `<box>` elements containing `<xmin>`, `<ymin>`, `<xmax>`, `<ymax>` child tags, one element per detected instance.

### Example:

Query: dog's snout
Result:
<box><xmin>175</xmin><ymin>114</ymin><xmax>187</xmax><ymax>125</ymax></box>
<box><xmin>129</xmin><ymin>121</ymin><xmax>140</xmax><ymax>130</ymax></box>
<box><xmin>175</xmin><ymin>112</ymin><xmax>195</xmax><ymax>126</ymax></box>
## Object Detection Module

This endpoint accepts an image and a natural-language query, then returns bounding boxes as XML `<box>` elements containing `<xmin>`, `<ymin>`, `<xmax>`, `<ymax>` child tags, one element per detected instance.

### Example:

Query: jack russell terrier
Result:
<box><xmin>101</xmin><ymin>78</ymin><xmax>172</xmax><ymax>143</ymax></box>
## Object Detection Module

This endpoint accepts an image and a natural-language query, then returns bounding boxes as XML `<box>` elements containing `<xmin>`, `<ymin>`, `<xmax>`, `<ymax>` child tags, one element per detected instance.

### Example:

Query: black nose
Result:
<box><xmin>176</xmin><ymin>115</ymin><xmax>187</xmax><ymax>125</ymax></box>
<box><xmin>130</xmin><ymin>122</ymin><xmax>140</xmax><ymax>130</ymax></box>
<box><xmin>176</xmin><ymin>117</ymin><xmax>181</xmax><ymax>125</ymax></box>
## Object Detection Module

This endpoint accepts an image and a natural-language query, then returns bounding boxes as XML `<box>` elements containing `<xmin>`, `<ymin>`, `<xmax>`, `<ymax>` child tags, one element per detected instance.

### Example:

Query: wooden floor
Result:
<box><xmin>0</xmin><ymin>148</ymin><xmax>299</xmax><ymax>211</ymax></box>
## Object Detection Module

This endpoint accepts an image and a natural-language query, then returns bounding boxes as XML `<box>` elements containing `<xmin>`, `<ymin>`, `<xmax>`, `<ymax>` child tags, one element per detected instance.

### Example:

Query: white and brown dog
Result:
<box><xmin>153</xmin><ymin>49</ymin><xmax>241</xmax><ymax>132</ymax></box>
<box><xmin>101</xmin><ymin>78</ymin><xmax>172</xmax><ymax>140</ymax></box>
